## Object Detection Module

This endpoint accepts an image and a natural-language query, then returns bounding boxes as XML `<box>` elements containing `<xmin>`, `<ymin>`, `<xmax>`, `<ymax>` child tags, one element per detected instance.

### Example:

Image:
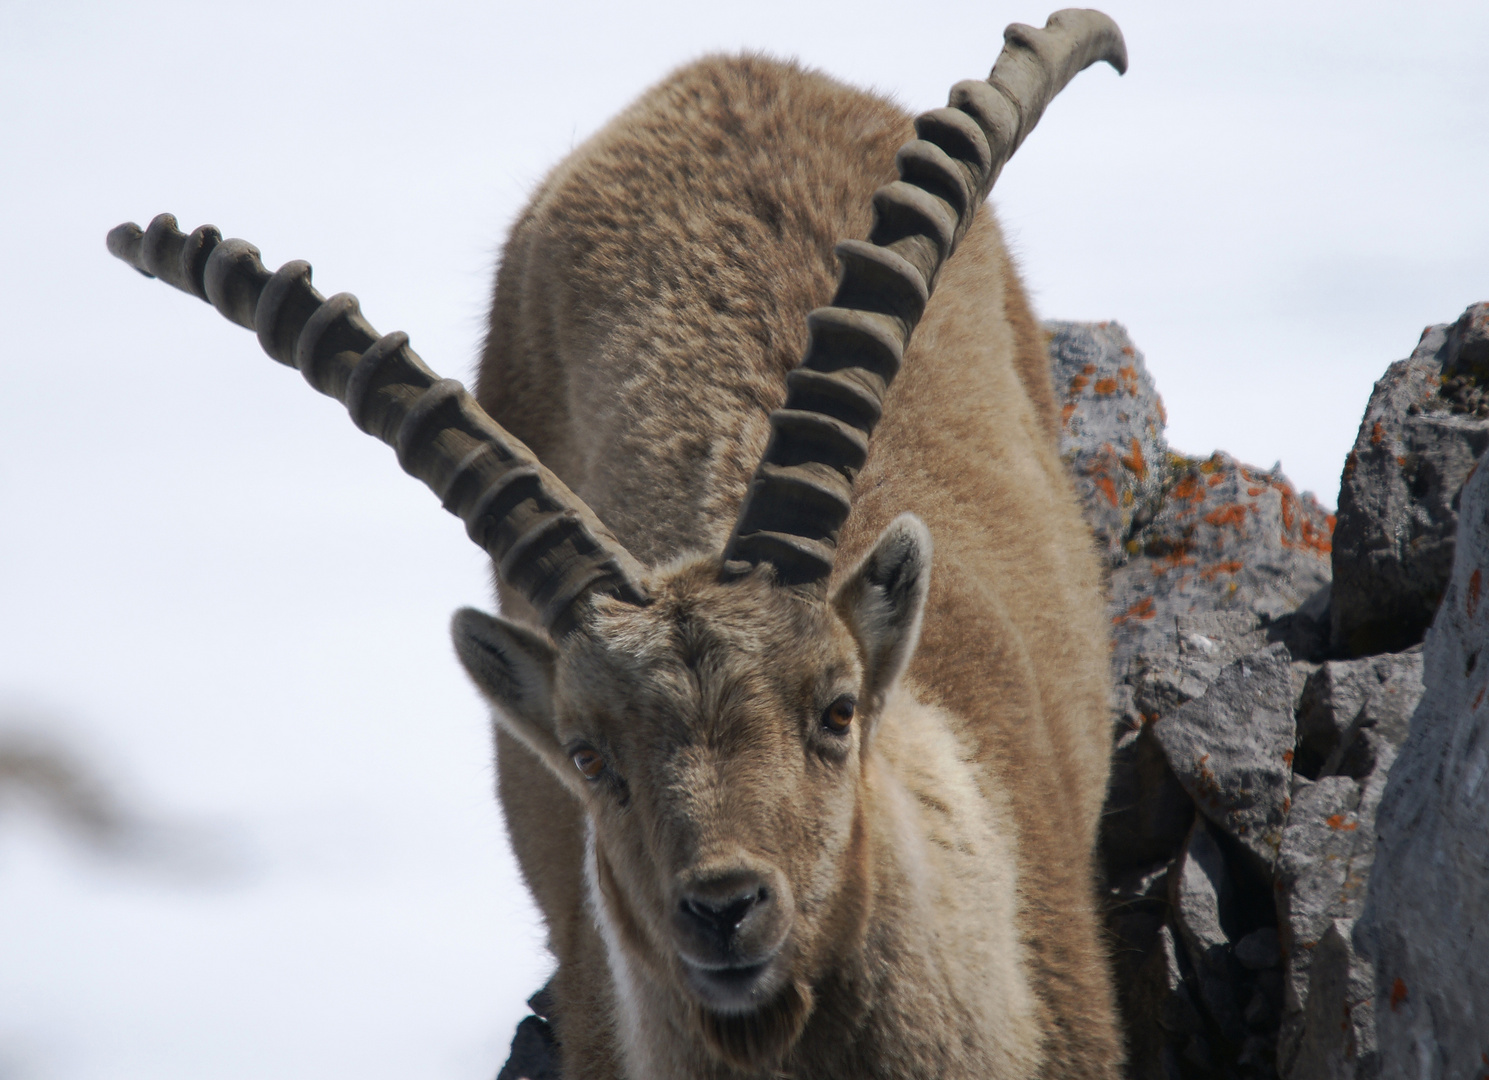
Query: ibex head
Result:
<box><xmin>107</xmin><ymin>7</ymin><xmax>1124</xmax><ymax>1067</ymax></box>
<box><xmin>453</xmin><ymin>516</ymin><xmax>929</xmax><ymax>1051</ymax></box>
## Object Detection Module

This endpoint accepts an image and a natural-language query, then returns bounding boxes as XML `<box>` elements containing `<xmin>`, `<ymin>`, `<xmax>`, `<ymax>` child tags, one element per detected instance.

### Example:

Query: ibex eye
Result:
<box><xmin>821</xmin><ymin>695</ymin><xmax>856</xmax><ymax>734</ymax></box>
<box><xmin>572</xmin><ymin>748</ymin><xmax>606</xmax><ymax>779</ymax></box>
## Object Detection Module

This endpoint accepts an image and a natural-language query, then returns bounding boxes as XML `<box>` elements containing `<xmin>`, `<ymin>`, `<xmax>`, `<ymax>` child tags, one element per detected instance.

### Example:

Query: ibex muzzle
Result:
<box><xmin>110</xmin><ymin>9</ymin><xmax>1128</xmax><ymax>1077</ymax></box>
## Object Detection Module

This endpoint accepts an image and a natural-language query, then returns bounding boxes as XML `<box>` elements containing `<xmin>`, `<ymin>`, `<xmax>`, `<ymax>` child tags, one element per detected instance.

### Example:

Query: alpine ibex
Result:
<box><xmin>108</xmin><ymin>10</ymin><xmax>1127</xmax><ymax>1077</ymax></box>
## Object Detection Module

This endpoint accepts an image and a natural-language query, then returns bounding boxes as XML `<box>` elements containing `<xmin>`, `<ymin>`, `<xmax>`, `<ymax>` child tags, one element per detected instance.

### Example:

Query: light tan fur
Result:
<box><xmin>464</xmin><ymin>53</ymin><xmax>1121</xmax><ymax>1079</ymax></box>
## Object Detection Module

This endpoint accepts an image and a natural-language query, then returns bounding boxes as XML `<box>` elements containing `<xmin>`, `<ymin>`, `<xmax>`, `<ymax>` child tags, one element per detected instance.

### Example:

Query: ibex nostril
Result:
<box><xmin>679</xmin><ymin>879</ymin><xmax>773</xmax><ymax>940</ymax></box>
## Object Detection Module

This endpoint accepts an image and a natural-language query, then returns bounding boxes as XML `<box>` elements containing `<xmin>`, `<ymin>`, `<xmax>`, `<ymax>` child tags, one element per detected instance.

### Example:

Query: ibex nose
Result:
<box><xmin>680</xmin><ymin>880</ymin><xmax>768</xmax><ymax>938</ymax></box>
<box><xmin>675</xmin><ymin>871</ymin><xmax>776</xmax><ymax>959</ymax></box>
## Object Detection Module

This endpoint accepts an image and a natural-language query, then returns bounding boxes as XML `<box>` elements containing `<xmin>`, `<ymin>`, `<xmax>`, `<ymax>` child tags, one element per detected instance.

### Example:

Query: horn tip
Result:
<box><xmin>1046</xmin><ymin>9</ymin><xmax>1129</xmax><ymax>75</ymax></box>
<box><xmin>106</xmin><ymin>220</ymin><xmax>154</xmax><ymax>276</ymax></box>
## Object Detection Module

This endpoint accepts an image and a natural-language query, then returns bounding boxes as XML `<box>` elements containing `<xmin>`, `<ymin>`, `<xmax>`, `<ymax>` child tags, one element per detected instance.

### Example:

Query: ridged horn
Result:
<box><xmin>107</xmin><ymin>213</ymin><xmax>649</xmax><ymax>637</ymax></box>
<box><xmin>722</xmin><ymin>9</ymin><xmax>1126</xmax><ymax>592</ymax></box>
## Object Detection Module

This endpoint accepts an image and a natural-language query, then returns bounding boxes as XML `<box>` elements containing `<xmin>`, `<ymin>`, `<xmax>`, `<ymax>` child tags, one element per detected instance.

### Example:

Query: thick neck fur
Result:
<box><xmin>583</xmin><ymin>686</ymin><xmax>1040</xmax><ymax>1080</ymax></box>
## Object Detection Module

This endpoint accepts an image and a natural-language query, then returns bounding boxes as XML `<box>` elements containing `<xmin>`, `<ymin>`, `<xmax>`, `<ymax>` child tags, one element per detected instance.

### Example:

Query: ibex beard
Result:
<box><xmin>453</xmin><ymin>519</ymin><xmax>1037</xmax><ymax>1075</ymax></box>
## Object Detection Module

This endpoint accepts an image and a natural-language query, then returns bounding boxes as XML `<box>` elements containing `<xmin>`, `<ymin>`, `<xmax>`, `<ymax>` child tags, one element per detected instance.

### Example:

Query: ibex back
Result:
<box><xmin>108</xmin><ymin>10</ymin><xmax>1127</xmax><ymax>1078</ymax></box>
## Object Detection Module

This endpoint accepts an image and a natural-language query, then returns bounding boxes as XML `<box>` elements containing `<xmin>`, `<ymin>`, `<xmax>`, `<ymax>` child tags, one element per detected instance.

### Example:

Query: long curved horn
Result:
<box><xmin>107</xmin><ymin>214</ymin><xmax>649</xmax><ymax>637</ymax></box>
<box><xmin>722</xmin><ymin>8</ymin><xmax>1126</xmax><ymax>592</ymax></box>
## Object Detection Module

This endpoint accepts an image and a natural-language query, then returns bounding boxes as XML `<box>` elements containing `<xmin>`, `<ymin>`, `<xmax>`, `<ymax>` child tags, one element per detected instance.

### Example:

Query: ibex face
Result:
<box><xmin>453</xmin><ymin>516</ymin><xmax>929</xmax><ymax>1029</ymax></box>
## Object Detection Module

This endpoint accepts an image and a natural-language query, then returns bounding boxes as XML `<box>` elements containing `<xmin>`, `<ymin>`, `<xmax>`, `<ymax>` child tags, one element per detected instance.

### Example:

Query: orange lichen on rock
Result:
<box><xmin>1371</xmin><ymin>421</ymin><xmax>1385</xmax><ymax>446</ymax></box>
<box><xmin>1204</xmin><ymin>505</ymin><xmax>1249</xmax><ymax>530</ymax></box>
<box><xmin>1325</xmin><ymin>814</ymin><xmax>1358</xmax><ymax>831</ymax></box>
<box><xmin>1093</xmin><ymin>377</ymin><xmax>1118</xmax><ymax>396</ymax></box>
<box><xmin>1199</xmin><ymin>559</ymin><xmax>1244</xmax><ymax>581</ymax></box>
<box><xmin>1191</xmin><ymin>752</ymin><xmax>1223</xmax><ymax>806</ymax></box>
<box><xmin>1280</xmin><ymin>492</ymin><xmax>1298</xmax><ymax>532</ymax></box>
<box><xmin>1095</xmin><ymin>475</ymin><xmax>1117</xmax><ymax>506</ymax></box>
<box><xmin>1068</xmin><ymin>373</ymin><xmax>1089</xmax><ymax>395</ymax></box>
<box><xmin>1121</xmin><ymin>437</ymin><xmax>1146</xmax><ymax>478</ymax></box>
<box><xmin>1172</xmin><ymin>474</ymin><xmax>1205</xmax><ymax>504</ymax></box>
<box><xmin>1061</xmin><ymin>402</ymin><xmax>1077</xmax><ymax>426</ymax></box>
<box><xmin>1113</xmin><ymin>596</ymin><xmax>1156</xmax><ymax>625</ymax></box>
<box><xmin>1152</xmin><ymin>547</ymin><xmax>1197</xmax><ymax>574</ymax></box>
<box><xmin>1297</xmin><ymin>515</ymin><xmax>1333</xmax><ymax>555</ymax></box>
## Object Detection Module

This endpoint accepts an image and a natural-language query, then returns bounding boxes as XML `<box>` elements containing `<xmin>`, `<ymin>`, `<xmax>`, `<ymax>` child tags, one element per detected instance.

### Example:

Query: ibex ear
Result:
<box><xmin>451</xmin><ymin>608</ymin><xmax>575</xmax><ymax>787</ymax></box>
<box><xmin>832</xmin><ymin>514</ymin><xmax>932</xmax><ymax>706</ymax></box>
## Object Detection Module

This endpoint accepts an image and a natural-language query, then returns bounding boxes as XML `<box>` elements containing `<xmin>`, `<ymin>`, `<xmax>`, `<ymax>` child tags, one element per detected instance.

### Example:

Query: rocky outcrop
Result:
<box><xmin>1047</xmin><ymin>320</ymin><xmax>1169</xmax><ymax>566</ymax></box>
<box><xmin>1151</xmin><ymin>644</ymin><xmax>1297</xmax><ymax>877</ymax></box>
<box><xmin>1048</xmin><ymin>322</ymin><xmax>1335</xmax><ymax>670</ymax></box>
<box><xmin>1053</xmin><ymin>315</ymin><xmax>1475</xmax><ymax>1080</ymax></box>
<box><xmin>1356</xmin><ymin>442</ymin><xmax>1489</xmax><ymax>1078</ymax></box>
<box><xmin>1330</xmin><ymin>304</ymin><xmax>1489</xmax><ymax>657</ymax></box>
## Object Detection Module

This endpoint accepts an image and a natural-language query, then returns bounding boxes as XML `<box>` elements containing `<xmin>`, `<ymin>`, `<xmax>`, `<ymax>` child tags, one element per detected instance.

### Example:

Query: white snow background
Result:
<box><xmin>0</xmin><ymin>1</ymin><xmax>1484</xmax><ymax>1077</ymax></box>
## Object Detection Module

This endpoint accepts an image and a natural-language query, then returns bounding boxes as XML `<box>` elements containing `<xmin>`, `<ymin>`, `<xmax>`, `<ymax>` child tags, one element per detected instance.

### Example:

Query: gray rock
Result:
<box><xmin>1172</xmin><ymin>817</ymin><xmax>1237</xmax><ymax>971</ymax></box>
<box><xmin>1287</xmin><ymin>920</ymin><xmax>1377</xmax><ymax>1080</ymax></box>
<box><xmin>1244</xmin><ymin>987</ymin><xmax>1276</xmax><ymax>1028</ymax></box>
<box><xmin>1357</xmin><ymin>446</ymin><xmax>1489</xmax><ymax>1080</ymax></box>
<box><xmin>1331</xmin><ymin>308</ymin><xmax>1489</xmax><ymax>657</ymax></box>
<box><xmin>1153</xmin><ymin>643</ymin><xmax>1297</xmax><ymax>874</ymax></box>
<box><xmin>1171</xmin><ymin>819</ymin><xmax>1248</xmax><ymax>1043</ymax></box>
<box><xmin>1110</xmin><ymin>452</ymin><xmax>1333</xmax><ymax>666</ymax></box>
<box><xmin>1235</xmin><ymin>927</ymin><xmax>1281</xmax><ymax>971</ymax></box>
<box><xmin>1123</xmin><ymin>610</ymin><xmax>1276</xmax><ymax>715</ymax></box>
<box><xmin>1320</xmin><ymin>653</ymin><xmax>1422</xmax><ymax>781</ymax></box>
<box><xmin>1275</xmin><ymin>774</ymin><xmax>1363</xmax><ymax>1069</ymax></box>
<box><xmin>1239</xmin><ymin>1032</ymin><xmax>1278</xmax><ymax>1074</ymax></box>
<box><xmin>1048</xmin><ymin>320</ymin><xmax>1169</xmax><ymax>566</ymax></box>
<box><xmin>1102</xmin><ymin>723</ymin><xmax>1195</xmax><ymax>880</ymax></box>
<box><xmin>1050</xmin><ymin>320</ymin><xmax>1335</xmax><ymax>669</ymax></box>
<box><xmin>1156</xmin><ymin>920</ymin><xmax>1205</xmax><ymax>1030</ymax></box>
<box><xmin>1295</xmin><ymin>650</ymin><xmax>1425</xmax><ymax>780</ymax></box>
<box><xmin>1155</xmin><ymin>922</ymin><xmax>1206</xmax><ymax>1037</ymax></box>
<box><xmin>1441</xmin><ymin>301</ymin><xmax>1489</xmax><ymax>395</ymax></box>
<box><xmin>1296</xmin><ymin>660</ymin><xmax>1381</xmax><ymax>776</ymax></box>
<box><xmin>1115</xmin><ymin>911</ymin><xmax>1206</xmax><ymax>1080</ymax></box>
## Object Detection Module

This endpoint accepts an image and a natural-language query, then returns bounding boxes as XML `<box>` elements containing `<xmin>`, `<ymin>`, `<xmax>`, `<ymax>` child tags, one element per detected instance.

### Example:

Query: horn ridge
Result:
<box><xmin>893</xmin><ymin>140</ymin><xmax>974</xmax><ymax>225</ymax></box>
<box><xmin>800</xmin><ymin>308</ymin><xmax>903</xmax><ymax>383</ymax></box>
<box><xmin>782</xmin><ymin>369</ymin><xmax>884</xmax><ymax>433</ymax></box>
<box><xmin>293</xmin><ymin>292</ymin><xmax>378</xmax><ymax>400</ymax></box>
<box><xmin>255</xmin><ymin>260</ymin><xmax>319</xmax><ymax>366</ymax></box>
<box><xmin>107</xmin><ymin>214</ymin><xmax>650</xmax><ymax>634</ymax></box>
<box><xmin>723</xmin><ymin>8</ymin><xmax>1125</xmax><ymax>591</ymax></box>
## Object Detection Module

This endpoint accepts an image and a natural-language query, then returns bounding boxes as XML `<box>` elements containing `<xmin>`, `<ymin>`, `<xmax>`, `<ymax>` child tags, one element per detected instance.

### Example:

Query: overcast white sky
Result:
<box><xmin>1</xmin><ymin>1</ymin><xmax>1484</xmax><ymax>1078</ymax></box>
